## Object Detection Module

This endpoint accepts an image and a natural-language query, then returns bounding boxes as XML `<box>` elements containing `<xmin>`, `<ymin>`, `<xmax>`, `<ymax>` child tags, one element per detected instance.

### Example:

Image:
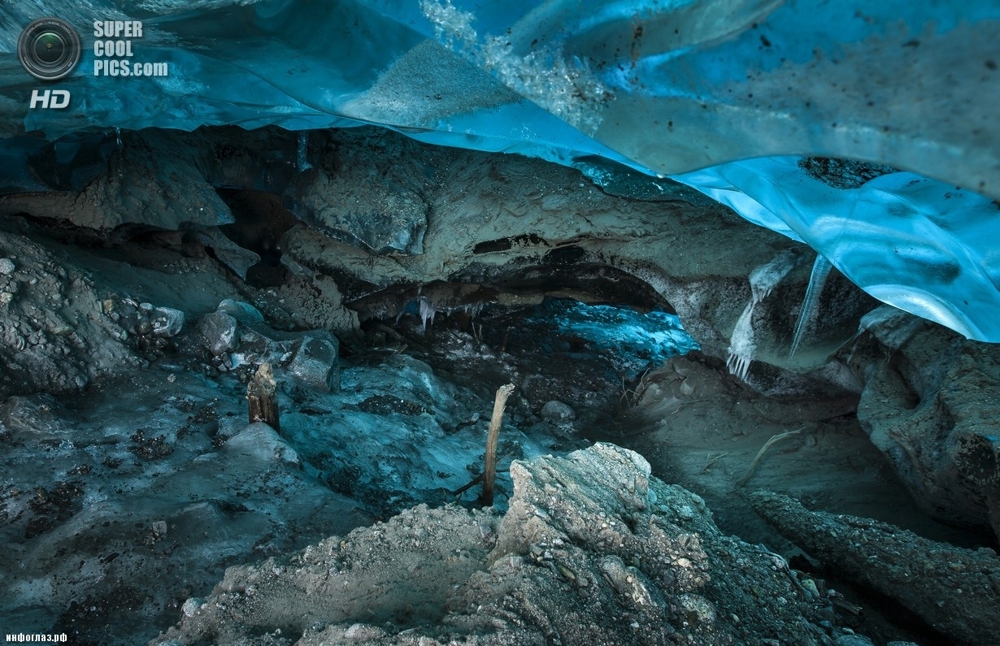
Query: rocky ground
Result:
<box><xmin>151</xmin><ymin>443</ymin><xmax>900</xmax><ymax>646</ymax></box>
<box><xmin>0</xmin><ymin>126</ymin><xmax>998</xmax><ymax>645</ymax></box>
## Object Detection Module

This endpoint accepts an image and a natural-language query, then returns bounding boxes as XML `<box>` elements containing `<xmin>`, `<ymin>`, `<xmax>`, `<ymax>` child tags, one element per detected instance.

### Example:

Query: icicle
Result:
<box><xmin>114</xmin><ymin>127</ymin><xmax>122</xmax><ymax>149</ymax></box>
<box><xmin>297</xmin><ymin>132</ymin><xmax>311</xmax><ymax>171</ymax></box>
<box><xmin>727</xmin><ymin>305</ymin><xmax>756</xmax><ymax>382</ymax></box>
<box><xmin>463</xmin><ymin>302</ymin><xmax>484</xmax><ymax>319</ymax></box>
<box><xmin>726</xmin><ymin>251</ymin><xmax>796</xmax><ymax>382</ymax></box>
<box><xmin>419</xmin><ymin>297</ymin><xmax>436</xmax><ymax>333</ymax></box>
<box><xmin>789</xmin><ymin>255</ymin><xmax>833</xmax><ymax>359</ymax></box>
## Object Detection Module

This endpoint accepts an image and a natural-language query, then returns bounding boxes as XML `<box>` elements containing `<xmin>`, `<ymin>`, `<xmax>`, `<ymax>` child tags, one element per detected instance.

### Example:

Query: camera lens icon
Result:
<box><xmin>18</xmin><ymin>18</ymin><xmax>82</xmax><ymax>81</ymax></box>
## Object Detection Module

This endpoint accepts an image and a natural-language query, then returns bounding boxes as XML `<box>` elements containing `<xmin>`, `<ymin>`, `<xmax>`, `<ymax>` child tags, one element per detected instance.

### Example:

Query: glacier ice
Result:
<box><xmin>0</xmin><ymin>1</ymin><xmax>998</xmax><ymax>340</ymax></box>
<box><xmin>727</xmin><ymin>251</ymin><xmax>796</xmax><ymax>382</ymax></box>
<box><xmin>419</xmin><ymin>296</ymin><xmax>437</xmax><ymax>333</ymax></box>
<box><xmin>789</xmin><ymin>255</ymin><xmax>833</xmax><ymax>360</ymax></box>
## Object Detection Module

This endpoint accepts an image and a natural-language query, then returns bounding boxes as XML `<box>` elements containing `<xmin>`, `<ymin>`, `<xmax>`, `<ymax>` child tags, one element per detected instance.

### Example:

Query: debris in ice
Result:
<box><xmin>297</xmin><ymin>131</ymin><xmax>311</xmax><ymax>171</ymax></box>
<box><xmin>419</xmin><ymin>0</ymin><xmax>477</xmax><ymax>49</ymax></box>
<box><xmin>420</xmin><ymin>0</ymin><xmax>610</xmax><ymax>134</ymax></box>
<box><xmin>727</xmin><ymin>251</ymin><xmax>796</xmax><ymax>382</ymax></box>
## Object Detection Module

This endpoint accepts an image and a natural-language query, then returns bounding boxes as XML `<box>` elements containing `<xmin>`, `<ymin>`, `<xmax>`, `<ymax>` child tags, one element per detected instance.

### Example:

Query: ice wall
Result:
<box><xmin>0</xmin><ymin>0</ymin><xmax>998</xmax><ymax>340</ymax></box>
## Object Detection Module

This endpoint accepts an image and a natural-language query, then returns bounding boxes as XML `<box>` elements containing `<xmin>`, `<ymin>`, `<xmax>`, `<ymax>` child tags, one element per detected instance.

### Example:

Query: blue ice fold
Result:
<box><xmin>0</xmin><ymin>0</ymin><xmax>997</xmax><ymax>340</ymax></box>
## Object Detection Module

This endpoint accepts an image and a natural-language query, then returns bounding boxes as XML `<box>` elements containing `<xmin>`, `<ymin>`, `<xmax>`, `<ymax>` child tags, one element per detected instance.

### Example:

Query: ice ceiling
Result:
<box><xmin>0</xmin><ymin>0</ymin><xmax>998</xmax><ymax>340</ymax></box>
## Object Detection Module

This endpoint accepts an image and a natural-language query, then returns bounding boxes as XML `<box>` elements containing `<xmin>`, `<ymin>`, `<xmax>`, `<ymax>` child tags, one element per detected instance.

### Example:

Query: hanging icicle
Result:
<box><xmin>789</xmin><ymin>255</ymin><xmax>833</xmax><ymax>359</ymax></box>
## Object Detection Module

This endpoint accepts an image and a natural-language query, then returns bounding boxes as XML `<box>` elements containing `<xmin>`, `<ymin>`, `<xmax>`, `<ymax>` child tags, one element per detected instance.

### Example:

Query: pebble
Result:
<box><xmin>0</xmin><ymin>258</ymin><xmax>14</xmax><ymax>275</ymax></box>
<box><xmin>181</xmin><ymin>597</ymin><xmax>204</xmax><ymax>617</ymax></box>
<box><xmin>541</xmin><ymin>400</ymin><xmax>576</xmax><ymax>422</ymax></box>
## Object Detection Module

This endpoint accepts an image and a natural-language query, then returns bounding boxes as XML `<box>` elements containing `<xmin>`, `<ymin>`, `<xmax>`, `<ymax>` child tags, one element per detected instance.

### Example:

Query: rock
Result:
<box><xmin>216</xmin><ymin>299</ymin><xmax>264</xmax><ymax>326</ymax></box>
<box><xmin>181</xmin><ymin>598</ymin><xmax>204</xmax><ymax>618</ymax></box>
<box><xmin>198</xmin><ymin>310</ymin><xmax>239</xmax><ymax>355</ymax></box>
<box><xmin>286</xmin><ymin>334</ymin><xmax>340</xmax><ymax>392</ymax></box>
<box><xmin>193</xmin><ymin>229</ymin><xmax>261</xmax><ymax>281</ymax></box>
<box><xmin>152</xmin><ymin>307</ymin><xmax>185</xmax><ymax>337</ymax></box>
<box><xmin>540</xmin><ymin>399</ymin><xmax>575</xmax><ymax>422</ymax></box>
<box><xmin>222</xmin><ymin>422</ymin><xmax>299</xmax><ymax>465</ymax></box>
<box><xmin>0</xmin><ymin>129</ymin><xmax>234</xmax><ymax>231</ymax></box>
<box><xmin>0</xmin><ymin>233</ymin><xmax>136</xmax><ymax>395</ymax></box>
<box><xmin>749</xmin><ymin>490</ymin><xmax>1000</xmax><ymax>646</ymax></box>
<box><xmin>835</xmin><ymin>636</ymin><xmax>874</xmax><ymax>646</ymax></box>
<box><xmin>284</xmin><ymin>166</ymin><xmax>428</xmax><ymax>255</ymax></box>
<box><xmin>0</xmin><ymin>258</ymin><xmax>14</xmax><ymax>275</ymax></box>
<box><xmin>851</xmin><ymin>309</ymin><xmax>1000</xmax><ymax>540</ymax></box>
<box><xmin>0</xmin><ymin>395</ymin><xmax>69</xmax><ymax>440</ymax></box>
<box><xmin>152</xmin><ymin>443</ymin><xmax>857</xmax><ymax>645</ymax></box>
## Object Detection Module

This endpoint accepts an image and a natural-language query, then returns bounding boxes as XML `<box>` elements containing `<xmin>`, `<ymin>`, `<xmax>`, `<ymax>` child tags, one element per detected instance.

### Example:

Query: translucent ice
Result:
<box><xmin>0</xmin><ymin>0</ymin><xmax>997</xmax><ymax>340</ymax></box>
<box><xmin>789</xmin><ymin>256</ymin><xmax>833</xmax><ymax>360</ymax></box>
<box><xmin>727</xmin><ymin>252</ymin><xmax>796</xmax><ymax>381</ymax></box>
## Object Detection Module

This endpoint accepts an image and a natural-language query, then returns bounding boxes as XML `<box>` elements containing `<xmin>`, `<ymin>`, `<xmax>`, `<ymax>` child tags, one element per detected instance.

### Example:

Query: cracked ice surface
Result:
<box><xmin>0</xmin><ymin>1</ymin><xmax>998</xmax><ymax>339</ymax></box>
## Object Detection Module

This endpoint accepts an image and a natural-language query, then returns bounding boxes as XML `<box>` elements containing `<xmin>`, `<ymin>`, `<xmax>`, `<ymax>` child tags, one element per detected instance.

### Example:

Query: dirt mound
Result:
<box><xmin>152</xmin><ymin>443</ymin><xmax>864</xmax><ymax>645</ymax></box>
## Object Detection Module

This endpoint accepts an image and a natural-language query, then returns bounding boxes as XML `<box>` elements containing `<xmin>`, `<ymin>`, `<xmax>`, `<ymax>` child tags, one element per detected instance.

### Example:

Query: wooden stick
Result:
<box><xmin>735</xmin><ymin>428</ymin><xmax>802</xmax><ymax>490</ymax></box>
<box><xmin>481</xmin><ymin>383</ymin><xmax>515</xmax><ymax>506</ymax></box>
<box><xmin>247</xmin><ymin>362</ymin><xmax>280</xmax><ymax>432</ymax></box>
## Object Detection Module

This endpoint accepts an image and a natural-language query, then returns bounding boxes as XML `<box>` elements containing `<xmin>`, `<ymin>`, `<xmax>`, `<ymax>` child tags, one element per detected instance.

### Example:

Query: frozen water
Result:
<box><xmin>419</xmin><ymin>296</ymin><xmax>437</xmax><ymax>333</ymax></box>
<box><xmin>296</xmin><ymin>131</ymin><xmax>311</xmax><ymax>171</ymax></box>
<box><xmin>727</xmin><ymin>252</ymin><xmax>796</xmax><ymax>382</ymax></box>
<box><xmin>0</xmin><ymin>1</ymin><xmax>997</xmax><ymax>339</ymax></box>
<box><xmin>789</xmin><ymin>255</ymin><xmax>833</xmax><ymax>359</ymax></box>
<box><xmin>525</xmin><ymin>299</ymin><xmax>699</xmax><ymax>377</ymax></box>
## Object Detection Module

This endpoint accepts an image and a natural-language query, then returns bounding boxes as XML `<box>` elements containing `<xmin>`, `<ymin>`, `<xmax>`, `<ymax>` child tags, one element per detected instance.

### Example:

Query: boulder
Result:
<box><xmin>540</xmin><ymin>399</ymin><xmax>575</xmax><ymax>422</ymax></box>
<box><xmin>286</xmin><ymin>334</ymin><xmax>340</xmax><ymax>392</ymax></box>
<box><xmin>222</xmin><ymin>422</ymin><xmax>299</xmax><ymax>466</ymax></box>
<box><xmin>751</xmin><ymin>490</ymin><xmax>1000</xmax><ymax>646</ymax></box>
<box><xmin>851</xmin><ymin>308</ymin><xmax>1000</xmax><ymax>540</ymax></box>
<box><xmin>151</xmin><ymin>307</ymin><xmax>185</xmax><ymax>338</ymax></box>
<box><xmin>198</xmin><ymin>310</ymin><xmax>239</xmax><ymax>356</ymax></box>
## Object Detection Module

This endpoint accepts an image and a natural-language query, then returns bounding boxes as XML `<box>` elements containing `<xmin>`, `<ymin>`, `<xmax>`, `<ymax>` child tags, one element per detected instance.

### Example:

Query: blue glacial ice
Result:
<box><xmin>0</xmin><ymin>0</ymin><xmax>998</xmax><ymax>340</ymax></box>
<box><xmin>525</xmin><ymin>299</ymin><xmax>700</xmax><ymax>377</ymax></box>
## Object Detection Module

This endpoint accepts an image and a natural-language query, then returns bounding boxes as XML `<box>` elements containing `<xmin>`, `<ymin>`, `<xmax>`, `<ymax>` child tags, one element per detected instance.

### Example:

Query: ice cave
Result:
<box><xmin>0</xmin><ymin>1</ymin><xmax>999</xmax><ymax>644</ymax></box>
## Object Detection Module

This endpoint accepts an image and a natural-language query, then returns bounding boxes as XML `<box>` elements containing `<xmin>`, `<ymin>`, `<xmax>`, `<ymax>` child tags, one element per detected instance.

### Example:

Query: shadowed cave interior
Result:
<box><xmin>1</xmin><ymin>126</ymin><xmax>998</xmax><ymax>646</ymax></box>
<box><xmin>2</xmin><ymin>1</ymin><xmax>1000</xmax><ymax>644</ymax></box>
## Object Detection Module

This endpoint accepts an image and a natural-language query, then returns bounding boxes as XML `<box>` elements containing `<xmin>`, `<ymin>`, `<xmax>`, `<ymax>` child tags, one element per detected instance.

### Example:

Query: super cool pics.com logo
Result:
<box><xmin>17</xmin><ymin>17</ymin><xmax>82</xmax><ymax>82</ymax></box>
<box><xmin>18</xmin><ymin>16</ymin><xmax>169</xmax><ymax>109</ymax></box>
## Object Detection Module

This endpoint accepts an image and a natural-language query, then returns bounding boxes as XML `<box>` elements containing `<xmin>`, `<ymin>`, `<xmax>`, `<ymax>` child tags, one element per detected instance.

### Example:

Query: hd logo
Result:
<box><xmin>18</xmin><ymin>17</ymin><xmax>82</xmax><ymax>109</ymax></box>
<box><xmin>29</xmin><ymin>89</ymin><xmax>71</xmax><ymax>109</ymax></box>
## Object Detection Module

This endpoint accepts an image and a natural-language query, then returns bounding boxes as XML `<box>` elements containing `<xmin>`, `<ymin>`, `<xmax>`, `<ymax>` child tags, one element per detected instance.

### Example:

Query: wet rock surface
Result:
<box><xmin>851</xmin><ymin>308</ymin><xmax>1000</xmax><ymax>541</ymax></box>
<box><xmin>152</xmin><ymin>444</ymin><xmax>859</xmax><ymax>645</ymax></box>
<box><xmin>750</xmin><ymin>491</ymin><xmax>1000</xmax><ymax>646</ymax></box>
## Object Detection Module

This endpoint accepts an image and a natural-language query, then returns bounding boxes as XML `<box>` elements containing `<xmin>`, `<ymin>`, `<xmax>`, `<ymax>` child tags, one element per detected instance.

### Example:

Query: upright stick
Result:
<box><xmin>247</xmin><ymin>362</ymin><xmax>280</xmax><ymax>432</ymax></box>
<box><xmin>481</xmin><ymin>383</ymin><xmax>515</xmax><ymax>506</ymax></box>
